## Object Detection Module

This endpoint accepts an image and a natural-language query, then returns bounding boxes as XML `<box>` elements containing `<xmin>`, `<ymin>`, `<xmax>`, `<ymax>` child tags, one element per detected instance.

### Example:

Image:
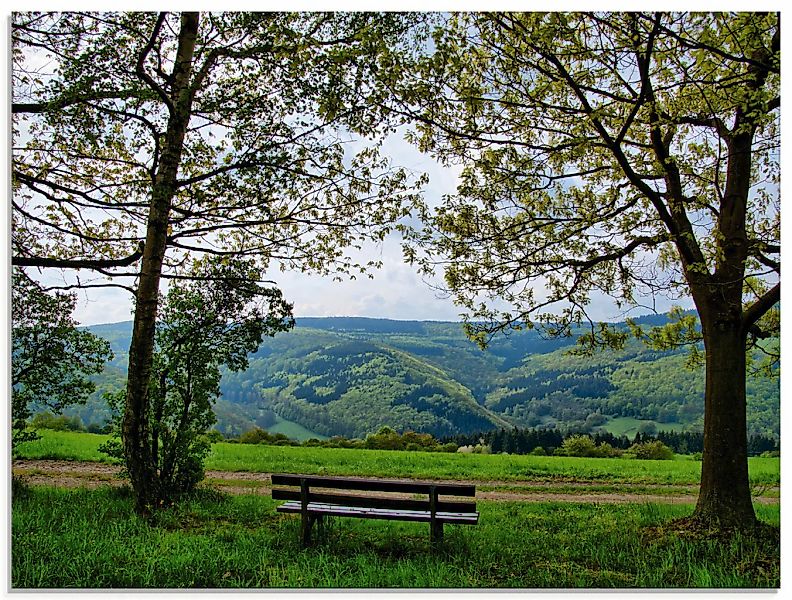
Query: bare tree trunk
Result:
<box><xmin>693</xmin><ymin>317</ymin><xmax>757</xmax><ymax>529</ymax></box>
<box><xmin>122</xmin><ymin>12</ymin><xmax>199</xmax><ymax>515</ymax></box>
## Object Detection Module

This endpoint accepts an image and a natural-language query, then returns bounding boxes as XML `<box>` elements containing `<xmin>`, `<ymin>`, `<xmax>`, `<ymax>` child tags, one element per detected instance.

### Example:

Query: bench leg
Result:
<box><xmin>429</xmin><ymin>485</ymin><xmax>443</xmax><ymax>546</ymax></box>
<box><xmin>301</xmin><ymin>513</ymin><xmax>313</xmax><ymax>547</ymax></box>
<box><xmin>301</xmin><ymin>513</ymin><xmax>325</xmax><ymax>547</ymax></box>
<box><xmin>430</xmin><ymin>521</ymin><xmax>444</xmax><ymax>546</ymax></box>
<box><xmin>315</xmin><ymin>514</ymin><xmax>325</xmax><ymax>534</ymax></box>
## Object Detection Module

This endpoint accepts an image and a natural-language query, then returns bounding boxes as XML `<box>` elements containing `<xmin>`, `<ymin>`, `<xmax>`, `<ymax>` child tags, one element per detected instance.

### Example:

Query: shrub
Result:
<box><xmin>238</xmin><ymin>427</ymin><xmax>272</xmax><ymax>444</ymax></box>
<box><xmin>364</xmin><ymin>426</ymin><xmax>406</xmax><ymax>450</ymax></box>
<box><xmin>628</xmin><ymin>440</ymin><xmax>674</xmax><ymax>460</ymax></box>
<box><xmin>117</xmin><ymin>258</ymin><xmax>293</xmax><ymax>506</ymax></box>
<box><xmin>590</xmin><ymin>442</ymin><xmax>620</xmax><ymax>458</ymax></box>
<box><xmin>273</xmin><ymin>439</ymin><xmax>298</xmax><ymax>446</ymax></box>
<box><xmin>560</xmin><ymin>434</ymin><xmax>598</xmax><ymax>457</ymax></box>
<box><xmin>585</xmin><ymin>412</ymin><xmax>608</xmax><ymax>427</ymax></box>
<box><xmin>31</xmin><ymin>412</ymin><xmax>86</xmax><ymax>432</ymax></box>
<box><xmin>638</xmin><ymin>421</ymin><xmax>658</xmax><ymax>436</ymax></box>
<box><xmin>97</xmin><ymin>437</ymin><xmax>125</xmax><ymax>464</ymax></box>
<box><xmin>458</xmin><ymin>443</ymin><xmax>490</xmax><ymax>454</ymax></box>
<box><xmin>530</xmin><ymin>446</ymin><xmax>547</xmax><ymax>456</ymax></box>
<box><xmin>362</xmin><ymin>427</ymin><xmax>445</xmax><ymax>451</ymax></box>
<box><xmin>205</xmin><ymin>430</ymin><xmax>225</xmax><ymax>443</ymax></box>
<box><xmin>338</xmin><ymin>438</ymin><xmax>363</xmax><ymax>449</ymax></box>
<box><xmin>556</xmin><ymin>435</ymin><xmax>623</xmax><ymax>458</ymax></box>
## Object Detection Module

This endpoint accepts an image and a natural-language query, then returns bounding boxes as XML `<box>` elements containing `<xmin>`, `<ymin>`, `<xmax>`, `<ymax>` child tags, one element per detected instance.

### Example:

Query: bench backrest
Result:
<box><xmin>271</xmin><ymin>473</ymin><xmax>476</xmax><ymax>513</ymax></box>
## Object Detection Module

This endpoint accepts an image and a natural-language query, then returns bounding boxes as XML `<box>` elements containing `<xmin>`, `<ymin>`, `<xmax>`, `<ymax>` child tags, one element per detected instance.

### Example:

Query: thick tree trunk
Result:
<box><xmin>693</xmin><ymin>317</ymin><xmax>757</xmax><ymax>529</ymax></box>
<box><xmin>122</xmin><ymin>12</ymin><xmax>199</xmax><ymax>515</ymax></box>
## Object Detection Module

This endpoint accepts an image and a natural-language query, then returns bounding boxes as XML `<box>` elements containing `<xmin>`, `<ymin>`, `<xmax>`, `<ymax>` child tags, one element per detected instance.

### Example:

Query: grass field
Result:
<box><xmin>267</xmin><ymin>415</ymin><xmax>327</xmax><ymax>441</ymax></box>
<box><xmin>12</xmin><ymin>430</ymin><xmax>780</xmax><ymax>589</ymax></box>
<box><xmin>603</xmin><ymin>416</ymin><xmax>688</xmax><ymax>437</ymax></box>
<box><xmin>15</xmin><ymin>430</ymin><xmax>781</xmax><ymax>486</ymax></box>
<box><xmin>14</xmin><ymin>430</ymin><xmax>113</xmax><ymax>462</ymax></box>
<box><xmin>11</xmin><ymin>485</ymin><xmax>780</xmax><ymax>589</ymax></box>
<box><xmin>204</xmin><ymin>444</ymin><xmax>781</xmax><ymax>486</ymax></box>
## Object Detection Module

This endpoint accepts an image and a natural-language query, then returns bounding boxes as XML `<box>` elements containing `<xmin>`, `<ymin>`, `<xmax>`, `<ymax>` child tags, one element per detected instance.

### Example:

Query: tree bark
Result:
<box><xmin>123</xmin><ymin>196</ymin><xmax>170</xmax><ymax>513</ymax></box>
<box><xmin>122</xmin><ymin>12</ymin><xmax>200</xmax><ymax>515</ymax></box>
<box><xmin>692</xmin><ymin>312</ymin><xmax>758</xmax><ymax>529</ymax></box>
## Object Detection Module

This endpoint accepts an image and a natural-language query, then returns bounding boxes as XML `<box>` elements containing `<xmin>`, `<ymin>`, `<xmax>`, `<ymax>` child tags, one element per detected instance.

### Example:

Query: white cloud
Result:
<box><xmin>272</xmin><ymin>232</ymin><xmax>463</xmax><ymax>322</ymax></box>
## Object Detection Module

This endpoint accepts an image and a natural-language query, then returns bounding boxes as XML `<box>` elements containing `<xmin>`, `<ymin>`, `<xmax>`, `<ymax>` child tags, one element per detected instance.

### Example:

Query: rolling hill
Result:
<box><xmin>66</xmin><ymin>316</ymin><xmax>779</xmax><ymax>440</ymax></box>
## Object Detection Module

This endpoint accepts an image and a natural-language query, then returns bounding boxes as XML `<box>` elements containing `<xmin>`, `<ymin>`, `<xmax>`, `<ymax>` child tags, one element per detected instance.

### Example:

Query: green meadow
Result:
<box><xmin>15</xmin><ymin>430</ymin><xmax>780</xmax><ymax>487</ymax></box>
<box><xmin>11</xmin><ymin>485</ymin><xmax>779</xmax><ymax>589</ymax></box>
<box><xmin>12</xmin><ymin>431</ymin><xmax>780</xmax><ymax>589</ymax></box>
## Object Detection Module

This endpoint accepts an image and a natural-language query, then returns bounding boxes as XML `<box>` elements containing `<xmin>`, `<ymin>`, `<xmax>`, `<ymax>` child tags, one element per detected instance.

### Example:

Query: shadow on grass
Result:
<box><xmin>278</xmin><ymin>515</ymin><xmax>475</xmax><ymax>560</ymax></box>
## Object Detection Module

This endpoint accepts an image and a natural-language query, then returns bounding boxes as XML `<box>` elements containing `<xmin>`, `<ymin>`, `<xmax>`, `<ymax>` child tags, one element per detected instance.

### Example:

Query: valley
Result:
<box><xmin>70</xmin><ymin>316</ymin><xmax>779</xmax><ymax>441</ymax></box>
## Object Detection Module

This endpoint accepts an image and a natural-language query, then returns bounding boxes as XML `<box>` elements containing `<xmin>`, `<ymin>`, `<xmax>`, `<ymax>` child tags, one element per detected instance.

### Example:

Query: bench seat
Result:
<box><xmin>277</xmin><ymin>500</ymin><xmax>479</xmax><ymax>524</ymax></box>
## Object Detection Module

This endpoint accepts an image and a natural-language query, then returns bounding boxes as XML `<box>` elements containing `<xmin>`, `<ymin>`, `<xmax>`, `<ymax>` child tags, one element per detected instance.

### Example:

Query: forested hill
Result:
<box><xmin>76</xmin><ymin>316</ymin><xmax>779</xmax><ymax>440</ymax></box>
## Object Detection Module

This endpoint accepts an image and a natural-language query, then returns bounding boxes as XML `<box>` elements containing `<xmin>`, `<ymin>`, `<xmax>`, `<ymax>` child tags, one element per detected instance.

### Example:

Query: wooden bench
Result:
<box><xmin>271</xmin><ymin>473</ymin><xmax>478</xmax><ymax>546</ymax></box>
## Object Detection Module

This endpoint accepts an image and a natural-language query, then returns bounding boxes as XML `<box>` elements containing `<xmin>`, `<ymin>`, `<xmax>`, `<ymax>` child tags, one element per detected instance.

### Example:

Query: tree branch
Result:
<box><xmin>135</xmin><ymin>12</ymin><xmax>174</xmax><ymax>115</ymax></box>
<box><xmin>566</xmin><ymin>235</ymin><xmax>670</xmax><ymax>270</ymax></box>
<box><xmin>11</xmin><ymin>89</ymin><xmax>151</xmax><ymax>114</ymax></box>
<box><xmin>13</xmin><ymin>242</ymin><xmax>145</xmax><ymax>270</ymax></box>
<box><xmin>742</xmin><ymin>282</ymin><xmax>780</xmax><ymax>332</ymax></box>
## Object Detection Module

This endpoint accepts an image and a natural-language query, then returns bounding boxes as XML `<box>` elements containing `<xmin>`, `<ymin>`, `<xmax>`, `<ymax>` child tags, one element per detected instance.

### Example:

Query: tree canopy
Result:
<box><xmin>11</xmin><ymin>268</ymin><xmax>112</xmax><ymax>449</ymax></box>
<box><xmin>385</xmin><ymin>12</ymin><xmax>779</xmax><ymax>530</ymax></box>
<box><xmin>12</xmin><ymin>12</ymin><xmax>423</xmax><ymax>281</ymax></box>
<box><xmin>389</xmin><ymin>13</ymin><xmax>778</xmax><ymax>345</ymax></box>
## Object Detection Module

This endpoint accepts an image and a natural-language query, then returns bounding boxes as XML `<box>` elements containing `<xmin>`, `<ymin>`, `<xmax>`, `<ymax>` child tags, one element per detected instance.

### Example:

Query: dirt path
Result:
<box><xmin>12</xmin><ymin>459</ymin><xmax>779</xmax><ymax>505</ymax></box>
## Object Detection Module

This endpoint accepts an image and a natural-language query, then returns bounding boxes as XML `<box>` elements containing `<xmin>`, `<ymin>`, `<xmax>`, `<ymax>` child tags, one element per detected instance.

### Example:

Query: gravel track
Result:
<box><xmin>12</xmin><ymin>459</ymin><xmax>779</xmax><ymax>505</ymax></box>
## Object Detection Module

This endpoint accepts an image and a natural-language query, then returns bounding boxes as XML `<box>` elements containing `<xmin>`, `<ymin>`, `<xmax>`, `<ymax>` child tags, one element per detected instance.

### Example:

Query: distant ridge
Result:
<box><xmin>83</xmin><ymin>309</ymin><xmax>696</xmax><ymax>331</ymax></box>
